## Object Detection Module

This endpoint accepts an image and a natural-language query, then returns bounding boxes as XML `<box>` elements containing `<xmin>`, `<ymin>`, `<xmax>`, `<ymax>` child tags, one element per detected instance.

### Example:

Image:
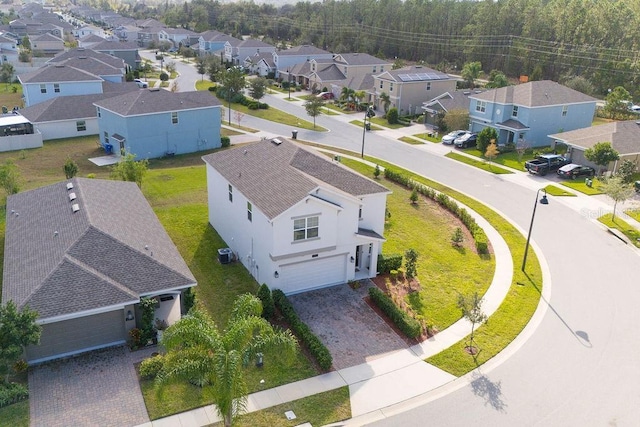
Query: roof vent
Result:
<box><xmin>66</xmin><ymin>182</ymin><xmax>74</xmax><ymax>190</ymax></box>
<box><xmin>68</xmin><ymin>192</ymin><xmax>76</xmax><ymax>201</ymax></box>
<box><xmin>149</xmin><ymin>88</ymin><xmax>160</xmax><ymax>92</ymax></box>
<box><xmin>71</xmin><ymin>204</ymin><xmax>80</xmax><ymax>213</ymax></box>
<box><xmin>463</xmin><ymin>91</ymin><xmax>471</xmax><ymax>95</ymax></box>
<box><xmin>78</xmin><ymin>56</ymin><xmax>87</xmax><ymax>59</ymax></box>
<box><xmin>272</xmin><ymin>138</ymin><xmax>282</xmax><ymax>145</ymax></box>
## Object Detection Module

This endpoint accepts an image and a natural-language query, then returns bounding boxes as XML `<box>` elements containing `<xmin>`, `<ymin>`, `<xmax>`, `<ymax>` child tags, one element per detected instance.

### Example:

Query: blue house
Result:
<box><xmin>93</xmin><ymin>89</ymin><xmax>222</xmax><ymax>159</ymax></box>
<box><xmin>468</xmin><ymin>80</ymin><xmax>597</xmax><ymax>147</ymax></box>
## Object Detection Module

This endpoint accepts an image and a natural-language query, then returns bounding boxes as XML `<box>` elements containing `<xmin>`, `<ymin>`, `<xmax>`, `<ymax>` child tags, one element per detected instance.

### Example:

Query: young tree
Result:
<box><xmin>485</xmin><ymin>70</ymin><xmax>508</xmax><ymax>88</ymax></box>
<box><xmin>443</xmin><ymin>109</ymin><xmax>469</xmax><ymax>132</ymax></box>
<box><xmin>63</xmin><ymin>157</ymin><xmax>78</xmax><ymax>179</ymax></box>
<box><xmin>170</xmin><ymin>80</ymin><xmax>179</xmax><ymax>92</ymax></box>
<box><xmin>562</xmin><ymin>75</ymin><xmax>595</xmax><ymax>96</ymax></box>
<box><xmin>476</xmin><ymin>127</ymin><xmax>498</xmax><ymax>152</ymax></box>
<box><xmin>600</xmin><ymin>176</ymin><xmax>635</xmax><ymax>221</ymax></box>
<box><xmin>404</xmin><ymin>248</ymin><xmax>419</xmax><ymax>279</ymax></box>
<box><xmin>156</xmin><ymin>295</ymin><xmax>296</xmax><ymax>427</ymax></box>
<box><xmin>110</xmin><ymin>152</ymin><xmax>148</xmax><ymax>188</ymax></box>
<box><xmin>0</xmin><ymin>159</ymin><xmax>20</xmax><ymax>196</ymax></box>
<box><xmin>461</xmin><ymin>61</ymin><xmax>482</xmax><ymax>89</ymax></box>
<box><xmin>196</xmin><ymin>57</ymin><xmax>207</xmax><ymax>81</ymax></box>
<box><xmin>604</xmin><ymin>86</ymin><xmax>632</xmax><ymax>120</ymax></box>
<box><xmin>457</xmin><ymin>292</ymin><xmax>487</xmax><ymax>360</ymax></box>
<box><xmin>516</xmin><ymin>139</ymin><xmax>530</xmax><ymax>163</ymax></box>
<box><xmin>0</xmin><ymin>62</ymin><xmax>14</xmax><ymax>88</ymax></box>
<box><xmin>303</xmin><ymin>95</ymin><xmax>325</xmax><ymax>128</ymax></box>
<box><xmin>21</xmin><ymin>35</ymin><xmax>31</xmax><ymax>51</ymax></box>
<box><xmin>220</xmin><ymin>67</ymin><xmax>246</xmax><ymax>125</ymax></box>
<box><xmin>584</xmin><ymin>141</ymin><xmax>619</xmax><ymax>174</ymax></box>
<box><xmin>392</xmin><ymin>58</ymin><xmax>406</xmax><ymax>70</ymax></box>
<box><xmin>207</xmin><ymin>59</ymin><xmax>222</xmax><ymax>82</ymax></box>
<box><xmin>617</xmin><ymin>159</ymin><xmax>637</xmax><ymax>184</ymax></box>
<box><xmin>374</xmin><ymin>164</ymin><xmax>381</xmax><ymax>179</ymax></box>
<box><xmin>164</xmin><ymin>61</ymin><xmax>177</xmax><ymax>75</ymax></box>
<box><xmin>0</xmin><ymin>301</ymin><xmax>41</xmax><ymax>382</ymax></box>
<box><xmin>485</xmin><ymin>139</ymin><xmax>499</xmax><ymax>168</ymax></box>
<box><xmin>451</xmin><ymin>227</ymin><xmax>464</xmax><ymax>247</ymax></box>
<box><xmin>409</xmin><ymin>188</ymin><xmax>418</xmax><ymax>204</ymax></box>
<box><xmin>379</xmin><ymin>92</ymin><xmax>391</xmax><ymax>114</ymax></box>
<box><xmin>248</xmin><ymin>77</ymin><xmax>267</xmax><ymax>101</ymax></box>
<box><xmin>233</xmin><ymin>110</ymin><xmax>245</xmax><ymax>127</ymax></box>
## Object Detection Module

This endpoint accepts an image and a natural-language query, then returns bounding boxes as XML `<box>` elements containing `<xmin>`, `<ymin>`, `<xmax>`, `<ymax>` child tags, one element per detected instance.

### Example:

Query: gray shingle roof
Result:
<box><xmin>278</xmin><ymin>45</ymin><xmax>331</xmax><ymax>56</ymax></box>
<box><xmin>51</xmin><ymin>56</ymin><xmax>122</xmax><ymax>77</ymax></box>
<box><xmin>31</xmin><ymin>33</ymin><xmax>63</xmax><ymax>42</ymax></box>
<box><xmin>202</xmin><ymin>138</ymin><xmax>389</xmax><ymax>220</ymax></box>
<box><xmin>470</xmin><ymin>80</ymin><xmax>598</xmax><ymax>107</ymax></box>
<box><xmin>94</xmin><ymin>89</ymin><xmax>221</xmax><ymax>116</ymax></box>
<box><xmin>2</xmin><ymin>178</ymin><xmax>196</xmax><ymax>320</ymax></box>
<box><xmin>313</xmin><ymin>64</ymin><xmax>346</xmax><ymax>81</ymax></box>
<box><xmin>335</xmin><ymin>53</ymin><xmax>389</xmax><ymax>66</ymax></box>
<box><xmin>550</xmin><ymin>120</ymin><xmax>640</xmax><ymax>155</ymax></box>
<box><xmin>18</xmin><ymin>64</ymin><xmax>102</xmax><ymax>84</ymax></box>
<box><xmin>92</xmin><ymin>39</ymin><xmax>139</xmax><ymax>51</ymax></box>
<box><xmin>48</xmin><ymin>48</ymin><xmax>125</xmax><ymax>69</ymax></box>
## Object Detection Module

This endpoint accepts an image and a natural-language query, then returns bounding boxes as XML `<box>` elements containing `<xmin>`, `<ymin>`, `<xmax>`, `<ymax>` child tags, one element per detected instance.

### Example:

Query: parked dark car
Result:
<box><xmin>454</xmin><ymin>132</ymin><xmax>477</xmax><ymax>148</ymax></box>
<box><xmin>557</xmin><ymin>163</ymin><xmax>595</xmax><ymax>179</ymax></box>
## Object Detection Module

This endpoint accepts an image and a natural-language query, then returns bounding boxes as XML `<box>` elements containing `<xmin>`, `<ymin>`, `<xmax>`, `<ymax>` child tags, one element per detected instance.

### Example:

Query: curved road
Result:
<box><xmin>141</xmin><ymin>54</ymin><xmax>640</xmax><ymax>425</ymax></box>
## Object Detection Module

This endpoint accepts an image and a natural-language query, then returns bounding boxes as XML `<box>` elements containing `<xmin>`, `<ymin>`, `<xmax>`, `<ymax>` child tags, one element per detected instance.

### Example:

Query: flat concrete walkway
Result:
<box><xmin>30</xmin><ymin>346</ymin><xmax>154</xmax><ymax>427</ymax></box>
<box><xmin>135</xmin><ymin>182</ymin><xmax>519</xmax><ymax>427</ymax></box>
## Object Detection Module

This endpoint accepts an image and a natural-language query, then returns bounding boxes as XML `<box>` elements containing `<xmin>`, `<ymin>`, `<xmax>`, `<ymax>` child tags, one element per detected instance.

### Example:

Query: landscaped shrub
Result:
<box><xmin>383</xmin><ymin>168</ymin><xmax>490</xmax><ymax>254</ymax></box>
<box><xmin>159</xmin><ymin>72</ymin><xmax>169</xmax><ymax>82</ymax></box>
<box><xmin>208</xmin><ymin>86</ymin><xmax>217</xmax><ymax>92</ymax></box>
<box><xmin>0</xmin><ymin>382</ymin><xmax>28</xmax><ymax>408</ymax></box>
<box><xmin>272</xmin><ymin>289</ymin><xmax>332</xmax><ymax>370</ymax></box>
<box><xmin>183</xmin><ymin>287</ymin><xmax>196</xmax><ymax>313</ymax></box>
<box><xmin>377</xmin><ymin>253</ymin><xmax>403</xmax><ymax>273</ymax></box>
<box><xmin>368</xmin><ymin>287</ymin><xmax>422</xmax><ymax>338</ymax></box>
<box><xmin>257</xmin><ymin>284</ymin><xmax>275</xmax><ymax>320</ymax></box>
<box><xmin>220</xmin><ymin>136</ymin><xmax>230</xmax><ymax>148</ymax></box>
<box><xmin>387</xmin><ymin>107</ymin><xmax>399</xmax><ymax>124</ymax></box>
<box><xmin>259</xmin><ymin>102</ymin><xmax>269</xmax><ymax>109</ymax></box>
<box><xmin>139</xmin><ymin>354</ymin><xmax>164</xmax><ymax>379</ymax></box>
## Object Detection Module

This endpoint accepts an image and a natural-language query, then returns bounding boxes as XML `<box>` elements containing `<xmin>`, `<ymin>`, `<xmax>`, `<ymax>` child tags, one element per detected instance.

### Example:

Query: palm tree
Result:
<box><xmin>379</xmin><ymin>91</ymin><xmax>391</xmax><ymax>114</ymax></box>
<box><xmin>340</xmin><ymin>86</ymin><xmax>356</xmax><ymax>109</ymax></box>
<box><xmin>461</xmin><ymin>61</ymin><xmax>482</xmax><ymax>89</ymax></box>
<box><xmin>157</xmin><ymin>294</ymin><xmax>297</xmax><ymax>427</ymax></box>
<box><xmin>354</xmin><ymin>90</ymin><xmax>366</xmax><ymax>109</ymax></box>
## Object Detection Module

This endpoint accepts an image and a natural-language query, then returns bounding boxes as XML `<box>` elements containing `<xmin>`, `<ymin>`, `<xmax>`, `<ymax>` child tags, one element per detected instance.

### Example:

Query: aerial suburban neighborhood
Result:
<box><xmin>0</xmin><ymin>1</ymin><xmax>639</xmax><ymax>427</ymax></box>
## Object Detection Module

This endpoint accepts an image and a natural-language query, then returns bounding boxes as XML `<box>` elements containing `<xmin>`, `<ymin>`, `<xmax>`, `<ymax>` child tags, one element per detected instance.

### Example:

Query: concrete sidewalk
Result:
<box><xmin>135</xmin><ymin>179</ymin><xmax>519</xmax><ymax>427</ymax></box>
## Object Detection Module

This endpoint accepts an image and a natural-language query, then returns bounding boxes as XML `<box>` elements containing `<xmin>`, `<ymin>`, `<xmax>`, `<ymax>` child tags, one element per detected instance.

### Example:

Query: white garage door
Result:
<box><xmin>279</xmin><ymin>254</ymin><xmax>347</xmax><ymax>294</ymax></box>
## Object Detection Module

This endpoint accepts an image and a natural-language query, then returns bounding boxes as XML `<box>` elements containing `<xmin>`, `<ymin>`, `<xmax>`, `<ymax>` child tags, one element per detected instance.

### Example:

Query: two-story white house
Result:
<box><xmin>202</xmin><ymin>138</ymin><xmax>390</xmax><ymax>295</ymax></box>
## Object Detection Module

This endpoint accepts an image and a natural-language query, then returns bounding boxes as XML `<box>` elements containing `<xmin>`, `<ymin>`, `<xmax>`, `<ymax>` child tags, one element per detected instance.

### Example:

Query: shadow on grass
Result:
<box><xmin>470</xmin><ymin>370</ymin><xmax>507</xmax><ymax>412</ymax></box>
<box><xmin>522</xmin><ymin>271</ymin><xmax>592</xmax><ymax>348</ymax></box>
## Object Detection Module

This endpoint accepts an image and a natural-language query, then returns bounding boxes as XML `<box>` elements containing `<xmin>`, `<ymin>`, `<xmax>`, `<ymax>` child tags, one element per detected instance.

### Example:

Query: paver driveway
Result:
<box><xmin>289</xmin><ymin>281</ymin><xmax>408</xmax><ymax>370</ymax></box>
<box><xmin>29</xmin><ymin>345</ymin><xmax>153</xmax><ymax>427</ymax></box>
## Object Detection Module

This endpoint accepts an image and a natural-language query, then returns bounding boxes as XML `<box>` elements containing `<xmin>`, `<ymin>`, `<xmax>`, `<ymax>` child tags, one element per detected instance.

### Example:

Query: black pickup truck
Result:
<box><xmin>524</xmin><ymin>154</ymin><xmax>570</xmax><ymax>176</ymax></box>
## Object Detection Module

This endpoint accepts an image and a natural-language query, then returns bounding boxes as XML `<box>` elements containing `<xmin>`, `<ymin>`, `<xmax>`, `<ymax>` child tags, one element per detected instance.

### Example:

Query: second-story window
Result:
<box><xmin>512</xmin><ymin>106</ymin><xmax>519</xmax><ymax>117</ymax></box>
<box><xmin>390</xmin><ymin>83</ymin><xmax>394</xmax><ymax>92</ymax></box>
<box><xmin>247</xmin><ymin>201</ymin><xmax>252</xmax><ymax>222</ymax></box>
<box><xmin>54</xmin><ymin>84</ymin><xmax>60</xmax><ymax>93</ymax></box>
<box><xmin>171</xmin><ymin>112</ymin><xmax>178</xmax><ymax>124</ymax></box>
<box><xmin>228</xmin><ymin>184</ymin><xmax>233</xmax><ymax>202</ymax></box>
<box><xmin>379</xmin><ymin>81</ymin><xmax>383</xmax><ymax>89</ymax></box>
<box><xmin>40</xmin><ymin>84</ymin><xmax>46</xmax><ymax>94</ymax></box>
<box><xmin>562</xmin><ymin>105</ymin><xmax>568</xmax><ymax>117</ymax></box>
<box><xmin>426</xmin><ymin>82</ymin><xmax>431</xmax><ymax>91</ymax></box>
<box><xmin>373</xmin><ymin>66</ymin><xmax>376</xmax><ymax>73</ymax></box>
<box><xmin>476</xmin><ymin>100</ymin><xmax>486</xmax><ymax>113</ymax></box>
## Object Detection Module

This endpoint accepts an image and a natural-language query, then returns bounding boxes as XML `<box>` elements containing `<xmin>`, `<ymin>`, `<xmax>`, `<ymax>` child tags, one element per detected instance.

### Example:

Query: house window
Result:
<box><xmin>247</xmin><ymin>201</ymin><xmax>252</xmax><ymax>222</ymax></box>
<box><xmin>476</xmin><ymin>100</ymin><xmax>486</xmax><ymax>113</ymax></box>
<box><xmin>104</xmin><ymin>131</ymin><xmax>109</xmax><ymax>145</ymax></box>
<box><xmin>76</xmin><ymin>120</ymin><xmax>86</xmax><ymax>132</ymax></box>
<box><xmin>380</xmin><ymin>66</ymin><xmax>384</xmax><ymax>72</ymax></box>
<box><xmin>426</xmin><ymin>82</ymin><xmax>431</xmax><ymax>91</ymax></box>
<box><xmin>228</xmin><ymin>184</ymin><xmax>233</xmax><ymax>202</ymax></box>
<box><xmin>40</xmin><ymin>84</ymin><xmax>46</xmax><ymax>94</ymax></box>
<box><xmin>96</xmin><ymin>107</ymin><xmax>101</xmax><ymax>117</ymax></box>
<box><xmin>379</xmin><ymin>81</ymin><xmax>383</xmax><ymax>89</ymax></box>
<box><xmin>373</xmin><ymin>66</ymin><xmax>376</xmax><ymax>73</ymax></box>
<box><xmin>390</xmin><ymin>83</ymin><xmax>393</xmax><ymax>92</ymax></box>
<box><xmin>293</xmin><ymin>216</ymin><xmax>319</xmax><ymax>241</ymax></box>
<box><xmin>358</xmin><ymin>206</ymin><xmax>363</xmax><ymax>220</ymax></box>
<box><xmin>562</xmin><ymin>105</ymin><xmax>568</xmax><ymax>116</ymax></box>
<box><xmin>54</xmin><ymin>84</ymin><xmax>60</xmax><ymax>93</ymax></box>
<box><xmin>512</xmin><ymin>106</ymin><xmax>518</xmax><ymax>117</ymax></box>
<box><xmin>171</xmin><ymin>112</ymin><xmax>178</xmax><ymax>124</ymax></box>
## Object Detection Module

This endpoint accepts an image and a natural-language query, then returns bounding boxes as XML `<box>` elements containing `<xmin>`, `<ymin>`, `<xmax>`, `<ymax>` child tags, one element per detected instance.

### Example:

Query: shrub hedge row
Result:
<box><xmin>257</xmin><ymin>283</ymin><xmax>275</xmax><ymax>320</ymax></box>
<box><xmin>0</xmin><ymin>382</ymin><xmax>28</xmax><ymax>408</ymax></box>
<box><xmin>139</xmin><ymin>354</ymin><xmax>165</xmax><ymax>380</ymax></box>
<box><xmin>272</xmin><ymin>289</ymin><xmax>332</xmax><ymax>371</ymax></box>
<box><xmin>384</xmin><ymin>168</ymin><xmax>489</xmax><ymax>254</ymax></box>
<box><xmin>377</xmin><ymin>253</ymin><xmax>403</xmax><ymax>274</ymax></box>
<box><xmin>368</xmin><ymin>287</ymin><xmax>422</xmax><ymax>338</ymax></box>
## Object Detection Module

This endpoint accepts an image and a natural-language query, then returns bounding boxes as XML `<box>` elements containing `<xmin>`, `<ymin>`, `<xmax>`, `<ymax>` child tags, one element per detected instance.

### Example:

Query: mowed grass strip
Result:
<box><xmin>398</xmin><ymin>136</ymin><xmax>424</xmax><ymax>145</ymax></box>
<box><xmin>544</xmin><ymin>184</ymin><xmax>576</xmax><ymax>196</ymax></box>
<box><xmin>445</xmin><ymin>152</ymin><xmax>513</xmax><ymax>174</ymax></box>
<box><xmin>598</xmin><ymin>213</ymin><xmax>640</xmax><ymax>248</ymax></box>
<box><xmin>560</xmin><ymin>178</ymin><xmax>603</xmax><ymax>195</ymax></box>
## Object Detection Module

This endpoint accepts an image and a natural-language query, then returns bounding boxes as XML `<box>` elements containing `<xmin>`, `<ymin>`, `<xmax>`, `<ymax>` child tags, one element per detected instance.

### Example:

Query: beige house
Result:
<box><xmin>373</xmin><ymin>65</ymin><xmax>456</xmax><ymax>116</ymax></box>
<box><xmin>550</xmin><ymin>120</ymin><xmax>640</xmax><ymax>173</ymax></box>
<box><xmin>307</xmin><ymin>53</ymin><xmax>392</xmax><ymax>97</ymax></box>
<box><xmin>31</xmin><ymin>32</ymin><xmax>64</xmax><ymax>55</ymax></box>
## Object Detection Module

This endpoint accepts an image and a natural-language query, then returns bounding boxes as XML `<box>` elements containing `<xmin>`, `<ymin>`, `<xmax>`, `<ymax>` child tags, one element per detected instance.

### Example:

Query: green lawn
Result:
<box><xmin>215</xmin><ymin>387</ymin><xmax>350</xmax><ymax>427</ymax></box>
<box><xmin>560</xmin><ymin>178</ymin><xmax>603</xmax><ymax>195</ymax></box>
<box><xmin>625</xmin><ymin>209</ymin><xmax>640</xmax><ymax>222</ymax></box>
<box><xmin>412</xmin><ymin>133</ymin><xmax>440</xmax><ymax>143</ymax></box>
<box><xmin>370</xmin><ymin>117</ymin><xmax>408</xmax><ymax>129</ymax></box>
<box><xmin>349</xmin><ymin>120</ymin><xmax>384</xmax><ymax>131</ymax></box>
<box><xmin>398</xmin><ymin>136</ymin><xmax>424</xmax><ymax>145</ymax></box>
<box><xmin>321</xmin><ymin>150</ymin><xmax>542</xmax><ymax>376</ymax></box>
<box><xmin>445</xmin><ymin>152</ymin><xmax>513</xmax><ymax>175</ymax></box>
<box><xmin>544</xmin><ymin>185</ymin><xmax>576</xmax><ymax>196</ymax></box>
<box><xmin>463</xmin><ymin>148</ymin><xmax>533</xmax><ymax>171</ymax></box>
<box><xmin>0</xmin><ymin>400</ymin><xmax>29</xmax><ymax>427</ymax></box>
<box><xmin>195</xmin><ymin>80</ymin><xmax>214</xmax><ymax>91</ymax></box>
<box><xmin>598</xmin><ymin>214</ymin><xmax>640</xmax><ymax>248</ymax></box>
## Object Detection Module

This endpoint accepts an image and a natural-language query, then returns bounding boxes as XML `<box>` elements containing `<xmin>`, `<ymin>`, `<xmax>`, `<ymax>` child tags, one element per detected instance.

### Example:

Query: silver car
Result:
<box><xmin>441</xmin><ymin>130</ymin><xmax>468</xmax><ymax>145</ymax></box>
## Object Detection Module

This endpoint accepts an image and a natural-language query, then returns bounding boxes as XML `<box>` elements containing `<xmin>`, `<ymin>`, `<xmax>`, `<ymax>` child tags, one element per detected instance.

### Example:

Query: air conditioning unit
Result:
<box><xmin>218</xmin><ymin>248</ymin><xmax>233</xmax><ymax>264</ymax></box>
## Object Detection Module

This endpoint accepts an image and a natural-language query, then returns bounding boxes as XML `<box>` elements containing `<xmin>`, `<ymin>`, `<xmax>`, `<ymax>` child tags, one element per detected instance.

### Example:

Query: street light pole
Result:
<box><xmin>287</xmin><ymin>68</ymin><xmax>291</xmax><ymax>100</ymax></box>
<box><xmin>361</xmin><ymin>106</ymin><xmax>375</xmax><ymax>158</ymax></box>
<box><xmin>522</xmin><ymin>188</ymin><xmax>549</xmax><ymax>272</ymax></box>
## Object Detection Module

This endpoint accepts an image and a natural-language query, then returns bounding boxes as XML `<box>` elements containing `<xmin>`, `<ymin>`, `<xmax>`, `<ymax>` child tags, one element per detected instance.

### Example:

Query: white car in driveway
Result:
<box><xmin>441</xmin><ymin>130</ymin><xmax>468</xmax><ymax>145</ymax></box>
<box><xmin>134</xmin><ymin>79</ymin><xmax>148</xmax><ymax>88</ymax></box>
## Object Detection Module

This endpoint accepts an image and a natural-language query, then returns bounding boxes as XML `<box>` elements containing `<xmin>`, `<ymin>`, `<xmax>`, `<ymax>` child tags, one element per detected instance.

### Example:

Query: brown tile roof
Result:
<box><xmin>202</xmin><ymin>138</ymin><xmax>389</xmax><ymax>220</ymax></box>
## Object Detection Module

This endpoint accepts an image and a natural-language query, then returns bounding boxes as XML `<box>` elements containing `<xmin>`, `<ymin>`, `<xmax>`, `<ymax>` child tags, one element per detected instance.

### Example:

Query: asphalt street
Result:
<box><xmin>142</xmin><ymin>54</ymin><xmax>640</xmax><ymax>425</ymax></box>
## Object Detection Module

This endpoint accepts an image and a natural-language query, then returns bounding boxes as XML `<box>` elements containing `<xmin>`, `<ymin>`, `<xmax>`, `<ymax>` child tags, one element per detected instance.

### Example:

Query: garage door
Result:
<box><xmin>279</xmin><ymin>254</ymin><xmax>347</xmax><ymax>294</ymax></box>
<box><xmin>26</xmin><ymin>310</ymin><xmax>126</xmax><ymax>363</ymax></box>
